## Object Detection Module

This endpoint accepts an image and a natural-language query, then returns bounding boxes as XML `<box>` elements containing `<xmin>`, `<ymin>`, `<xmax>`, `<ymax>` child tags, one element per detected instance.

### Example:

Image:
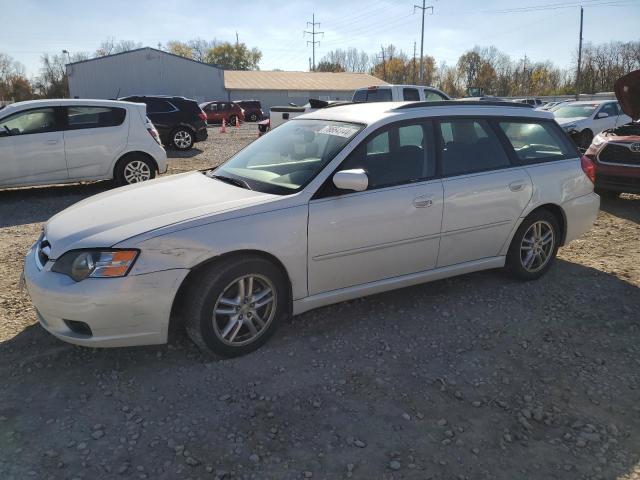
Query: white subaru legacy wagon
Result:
<box><xmin>23</xmin><ymin>101</ymin><xmax>600</xmax><ymax>357</ymax></box>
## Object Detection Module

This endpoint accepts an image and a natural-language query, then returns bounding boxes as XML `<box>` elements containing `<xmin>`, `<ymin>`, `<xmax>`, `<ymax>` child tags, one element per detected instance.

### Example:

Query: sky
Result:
<box><xmin>2</xmin><ymin>0</ymin><xmax>639</xmax><ymax>78</ymax></box>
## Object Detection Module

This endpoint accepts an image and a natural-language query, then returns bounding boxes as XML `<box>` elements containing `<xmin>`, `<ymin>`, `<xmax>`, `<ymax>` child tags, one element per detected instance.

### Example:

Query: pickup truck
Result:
<box><xmin>352</xmin><ymin>84</ymin><xmax>450</xmax><ymax>103</ymax></box>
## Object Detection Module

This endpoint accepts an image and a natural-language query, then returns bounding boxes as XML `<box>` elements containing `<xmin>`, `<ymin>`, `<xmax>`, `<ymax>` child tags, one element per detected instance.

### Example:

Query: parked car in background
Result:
<box><xmin>200</xmin><ymin>101</ymin><xmax>245</xmax><ymax>126</ymax></box>
<box><xmin>514</xmin><ymin>98</ymin><xmax>544</xmax><ymax>107</ymax></box>
<box><xmin>584</xmin><ymin>69</ymin><xmax>640</xmax><ymax>196</ymax></box>
<box><xmin>233</xmin><ymin>100</ymin><xmax>263</xmax><ymax>122</ymax></box>
<box><xmin>120</xmin><ymin>95</ymin><xmax>207</xmax><ymax>151</ymax></box>
<box><xmin>0</xmin><ymin>99</ymin><xmax>167</xmax><ymax>188</ymax></box>
<box><xmin>24</xmin><ymin>100</ymin><xmax>599</xmax><ymax>357</ymax></box>
<box><xmin>552</xmin><ymin>100</ymin><xmax>631</xmax><ymax>149</ymax></box>
<box><xmin>352</xmin><ymin>84</ymin><xmax>450</xmax><ymax>103</ymax></box>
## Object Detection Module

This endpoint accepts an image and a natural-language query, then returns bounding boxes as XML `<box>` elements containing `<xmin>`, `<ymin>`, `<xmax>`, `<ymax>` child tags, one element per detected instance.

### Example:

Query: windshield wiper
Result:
<box><xmin>210</xmin><ymin>174</ymin><xmax>252</xmax><ymax>190</ymax></box>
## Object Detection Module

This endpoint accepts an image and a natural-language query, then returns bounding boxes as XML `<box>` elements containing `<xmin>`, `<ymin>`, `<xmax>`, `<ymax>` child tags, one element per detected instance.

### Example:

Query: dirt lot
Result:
<box><xmin>1</xmin><ymin>124</ymin><xmax>639</xmax><ymax>480</ymax></box>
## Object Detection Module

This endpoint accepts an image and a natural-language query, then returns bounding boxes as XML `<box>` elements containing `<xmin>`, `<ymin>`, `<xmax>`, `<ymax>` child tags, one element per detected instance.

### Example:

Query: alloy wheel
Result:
<box><xmin>123</xmin><ymin>160</ymin><xmax>151</xmax><ymax>184</ymax></box>
<box><xmin>212</xmin><ymin>274</ymin><xmax>277</xmax><ymax>346</ymax></box>
<box><xmin>520</xmin><ymin>220</ymin><xmax>555</xmax><ymax>273</ymax></box>
<box><xmin>173</xmin><ymin>130</ymin><xmax>192</xmax><ymax>149</ymax></box>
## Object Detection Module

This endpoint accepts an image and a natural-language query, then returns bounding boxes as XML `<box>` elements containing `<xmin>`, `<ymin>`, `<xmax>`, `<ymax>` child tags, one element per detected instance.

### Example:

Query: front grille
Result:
<box><xmin>35</xmin><ymin>236</ymin><xmax>51</xmax><ymax>270</ymax></box>
<box><xmin>599</xmin><ymin>144</ymin><xmax>640</xmax><ymax>166</ymax></box>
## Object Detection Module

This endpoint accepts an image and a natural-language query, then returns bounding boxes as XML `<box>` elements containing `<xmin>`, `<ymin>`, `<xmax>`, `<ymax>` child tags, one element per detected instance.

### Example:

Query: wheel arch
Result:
<box><xmin>168</xmin><ymin>249</ymin><xmax>294</xmax><ymax>340</ymax></box>
<box><xmin>516</xmin><ymin>203</ymin><xmax>567</xmax><ymax>247</ymax></box>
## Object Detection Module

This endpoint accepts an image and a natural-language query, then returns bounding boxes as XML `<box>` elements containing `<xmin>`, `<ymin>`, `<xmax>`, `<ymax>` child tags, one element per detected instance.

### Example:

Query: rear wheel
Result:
<box><xmin>171</xmin><ymin>128</ymin><xmax>194</xmax><ymax>150</ymax></box>
<box><xmin>248</xmin><ymin>112</ymin><xmax>258</xmax><ymax>122</ymax></box>
<box><xmin>114</xmin><ymin>154</ymin><xmax>156</xmax><ymax>186</ymax></box>
<box><xmin>577</xmin><ymin>129</ymin><xmax>593</xmax><ymax>149</ymax></box>
<box><xmin>228</xmin><ymin>115</ymin><xmax>239</xmax><ymax>127</ymax></box>
<box><xmin>506</xmin><ymin>210</ymin><xmax>560</xmax><ymax>280</ymax></box>
<box><xmin>184</xmin><ymin>256</ymin><xmax>288</xmax><ymax>357</ymax></box>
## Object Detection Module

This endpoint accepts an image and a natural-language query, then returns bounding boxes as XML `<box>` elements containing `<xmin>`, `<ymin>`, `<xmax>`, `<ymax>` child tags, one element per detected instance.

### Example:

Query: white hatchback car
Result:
<box><xmin>553</xmin><ymin>100</ymin><xmax>631</xmax><ymax>148</ymax></box>
<box><xmin>0</xmin><ymin>99</ymin><xmax>167</xmax><ymax>188</ymax></box>
<box><xmin>23</xmin><ymin>101</ymin><xmax>600</xmax><ymax>357</ymax></box>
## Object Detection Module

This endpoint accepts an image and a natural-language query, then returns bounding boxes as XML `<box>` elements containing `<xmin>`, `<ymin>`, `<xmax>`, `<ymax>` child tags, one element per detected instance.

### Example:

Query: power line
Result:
<box><xmin>304</xmin><ymin>13</ymin><xmax>323</xmax><ymax>71</ymax></box>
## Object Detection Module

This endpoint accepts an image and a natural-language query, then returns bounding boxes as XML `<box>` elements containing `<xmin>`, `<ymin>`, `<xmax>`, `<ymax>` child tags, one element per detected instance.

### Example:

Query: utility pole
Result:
<box><xmin>379</xmin><ymin>46</ymin><xmax>387</xmax><ymax>81</ymax></box>
<box><xmin>414</xmin><ymin>0</ymin><xmax>433</xmax><ymax>84</ymax></box>
<box><xmin>576</xmin><ymin>6</ymin><xmax>584</xmax><ymax>100</ymax></box>
<box><xmin>304</xmin><ymin>14</ymin><xmax>323</xmax><ymax>71</ymax></box>
<box><xmin>236</xmin><ymin>31</ymin><xmax>239</xmax><ymax>47</ymax></box>
<box><xmin>412</xmin><ymin>42</ymin><xmax>417</xmax><ymax>84</ymax></box>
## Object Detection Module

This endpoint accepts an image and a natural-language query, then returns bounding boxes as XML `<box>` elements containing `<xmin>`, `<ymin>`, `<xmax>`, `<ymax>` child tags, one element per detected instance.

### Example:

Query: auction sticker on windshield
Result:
<box><xmin>316</xmin><ymin>125</ymin><xmax>360</xmax><ymax>138</ymax></box>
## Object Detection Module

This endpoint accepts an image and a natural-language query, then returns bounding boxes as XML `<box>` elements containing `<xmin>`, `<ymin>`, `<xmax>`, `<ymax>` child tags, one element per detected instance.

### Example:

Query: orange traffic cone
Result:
<box><xmin>235</xmin><ymin>116</ymin><xmax>240</xmax><ymax>129</ymax></box>
<box><xmin>220</xmin><ymin>119</ymin><xmax>226</xmax><ymax>133</ymax></box>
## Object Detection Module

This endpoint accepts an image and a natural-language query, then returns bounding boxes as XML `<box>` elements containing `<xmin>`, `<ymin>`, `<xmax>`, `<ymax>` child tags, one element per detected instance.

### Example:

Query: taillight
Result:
<box><xmin>581</xmin><ymin>155</ymin><xmax>596</xmax><ymax>183</ymax></box>
<box><xmin>147</xmin><ymin>127</ymin><xmax>161</xmax><ymax>145</ymax></box>
<box><xmin>198</xmin><ymin>111</ymin><xmax>207</xmax><ymax>121</ymax></box>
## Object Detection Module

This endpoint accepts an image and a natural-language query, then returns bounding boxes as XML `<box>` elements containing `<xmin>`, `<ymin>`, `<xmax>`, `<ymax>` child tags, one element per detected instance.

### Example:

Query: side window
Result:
<box><xmin>0</xmin><ymin>108</ymin><xmax>58</xmax><ymax>136</ymax></box>
<box><xmin>342</xmin><ymin>121</ymin><xmax>434</xmax><ymax>189</ymax></box>
<box><xmin>365</xmin><ymin>88</ymin><xmax>392</xmax><ymax>102</ymax></box>
<box><xmin>424</xmin><ymin>89</ymin><xmax>446</xmax><ymax>101</ymax></box>
<box><xmin>600</xmin><ymin>103</ymin><xmax>617</xmax><ymax>117</ymax></box>
<box><xmin>438</xmin><ymin>119</ymin><xmax>510</xmax><ymax>177</ymax></box>
<box><xmin>403</xmin><ymin>88</ymin><xmax>420</xmax><ymax>101</ymax></box>
<box><xmin>66</xmin><ymin>106</ymin><xmax>126</xmax><ymax>130</ymax></box>
<box><xmin>352</xmin><ymin>90</ymin><xmax>366</xmax><ymax>102</ymax></box>
<box><xmin>145</xmin><ymin>99</ymin><xmax>175</xmax><ymax>114</ymax></box>
<box><xmin>498</xmin><ymin>121</ymin><xmax>575</xmax><ymax>163</ymax></box>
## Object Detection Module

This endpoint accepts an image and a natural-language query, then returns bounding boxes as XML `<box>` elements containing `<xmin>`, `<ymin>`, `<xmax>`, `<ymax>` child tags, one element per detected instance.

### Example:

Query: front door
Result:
<box><xmin>308</xmin><ymin>120</ymin><xmax>443</xmax><ymax>295</ymax></box>
<box><xmin>0</xmin><ymin>106</ymin><xmax>67</xmax><ymax>187</ymax></box>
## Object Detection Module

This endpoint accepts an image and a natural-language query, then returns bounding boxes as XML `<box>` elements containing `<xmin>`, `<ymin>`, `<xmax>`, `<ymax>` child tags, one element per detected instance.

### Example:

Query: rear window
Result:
<box><xmin>67</xmin><ymin>106</ymin><xmax>126</xmax><ymax>129</ymax></box>
<box><xmin>352</xmin><ymin>88</ymin><xmax>392</xmax><ymax>103</ymax></box>
<box><xmin>403</xmin><ymin>88</ymin><xmax>420</xmax><ymax>101</ymax></box>
<box><xmin>498</xmin><ymin>121</ymin><xmax>576</xmax><ymax>163</ymax></box>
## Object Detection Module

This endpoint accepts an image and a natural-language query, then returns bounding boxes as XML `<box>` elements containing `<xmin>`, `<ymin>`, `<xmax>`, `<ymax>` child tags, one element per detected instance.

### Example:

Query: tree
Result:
<box><xmin>0</xmin><ymin>53</ymin><xmax>34</xmax><ymax>101</ymax></box>
<box><xmin>95</xmin><ymin>37</ymin><xmax>142</xmax><ymax>57</ymax></box>
<box><xmin>205</xmin><ymin>42</ymin><xmax>261</xmax><ymax>70</ymax></box>
<box><xmin>316</xmin><ymin>61</ymin><xmax>344</xmax><ymax>72</ymax></box>
<box><xmin>320</xmin><ymin>48</ymin><xmax>370</xmax><ymax>73</ymax></box>
<box><xmin>167</xmin><ymin>40</ymin><xmax>194</xmax><ymax>59</ymax></box>
<box><xmin>34</xmin><ymin>52</ymin><xmax>88</xmax><ymax>98</ymax></box>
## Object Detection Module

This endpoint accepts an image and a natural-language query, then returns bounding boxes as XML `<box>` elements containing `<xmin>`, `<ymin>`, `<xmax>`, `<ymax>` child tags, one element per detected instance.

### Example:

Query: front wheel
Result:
<box><xmin>171</xmin><ymin>128</ymin><xmax>194</xmax><ymax>150</ymax></box>
<box><xmin>184</xmin><ymin>256</ymin><xmax>289</xmax><ymax>357</ymax></box>
<box><xmin>577</xmin><ymin>129</ymin><xmax>593</xmax><ymax>149</ymax></box>
<box><xmin>506</xmin><ymin>210</ymin><xmax>560</xmax><ymax>280</ymax></box>
<box><xmin>248</xmin><ymin>112</ymin><xmax>258</xmax><ymax>122</ymax></box>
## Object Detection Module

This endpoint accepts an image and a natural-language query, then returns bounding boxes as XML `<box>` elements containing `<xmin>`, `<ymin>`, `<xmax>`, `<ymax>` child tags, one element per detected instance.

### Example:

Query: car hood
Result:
<box><xmin>44</xmin><ymin>171</ymin><xmax>279</xmax><ymax>259</ymax></box>
<box><xmin>555</xmin><ymin>117</ymin><xmax>586</xmax><ymax>127</ymax></box>
<box><xmin>614</xmin><ymin>69</ymin><xmax>640</xmax><ymax>121</ymax></box>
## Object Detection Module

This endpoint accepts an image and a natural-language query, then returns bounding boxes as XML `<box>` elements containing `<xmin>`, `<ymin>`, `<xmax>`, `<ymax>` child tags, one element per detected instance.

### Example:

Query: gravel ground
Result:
<box><xmin>1</xmin><ymin>124</ymin><xmax>639</xmax><ymax>479</ymax></box>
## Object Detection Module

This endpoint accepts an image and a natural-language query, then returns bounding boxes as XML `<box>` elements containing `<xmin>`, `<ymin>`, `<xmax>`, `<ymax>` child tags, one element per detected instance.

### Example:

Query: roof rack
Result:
<box><xmin>393</xmin><ymin>100</ymin><xmax>534</xmax><ymax>110</ymax></box>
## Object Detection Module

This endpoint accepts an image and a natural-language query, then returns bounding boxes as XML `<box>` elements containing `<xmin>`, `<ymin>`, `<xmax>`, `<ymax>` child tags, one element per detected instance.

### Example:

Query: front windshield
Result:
<box><xmin>213</xmin><ymin>119</ymin><xmax>363</xmax><ymax>195</ymax></box>
<box><xmin>553</xmin><ymin>104</ymin><xmax>597</xmax><ymax>119</ymax></box>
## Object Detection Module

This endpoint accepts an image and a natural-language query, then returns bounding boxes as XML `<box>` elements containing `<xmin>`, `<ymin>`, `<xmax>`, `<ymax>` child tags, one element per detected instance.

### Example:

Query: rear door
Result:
<box><xmin>143</xmin><ymin>98</ymin><xmax>177</xmax><ymax>137</ymax></box>
<box><xmin>592</xmin><ymin>102</ymin><xmax>618</xmax><ymax>134</ymax></box>
<box><xmin>62</xmin><ymin>105</ymin><xmax>128</xmax><ymax>179</ymax></box>
<box><xmin>436</xmin><ymin>117</ymin><xmax>532</xmax><ymax>267</ymax></box>
<box><xmin>308</xmin><ymin>120</ymin><xmax>443</xmax><ymax>294</ymax></box>
<box><xmin>0</xmin><ymin>105</ymin><xmax>67</xmax><ymax>187</ymax></box>
<box><xmin>614</xmin><ymin>102</ymin><xmax>632</xmax><ymax>127</ymax></box>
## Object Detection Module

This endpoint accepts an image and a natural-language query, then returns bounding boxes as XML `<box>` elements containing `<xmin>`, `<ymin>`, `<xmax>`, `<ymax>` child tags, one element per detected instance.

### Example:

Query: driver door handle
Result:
<box><xmin>44</xmin><ymin>139</ymin><xmax>59</xmax><ymax>145</ymax></box>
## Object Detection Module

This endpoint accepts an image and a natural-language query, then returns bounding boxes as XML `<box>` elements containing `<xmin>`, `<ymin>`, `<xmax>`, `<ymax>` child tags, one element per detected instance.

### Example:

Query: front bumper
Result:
<box><xmin>23</xmin><ymin>245</ymin><xmax>188</xmax><ymax>348</ymax></box>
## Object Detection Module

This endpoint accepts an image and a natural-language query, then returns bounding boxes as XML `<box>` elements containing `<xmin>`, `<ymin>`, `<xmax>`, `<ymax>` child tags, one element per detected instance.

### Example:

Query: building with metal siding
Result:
<box><xmin>66</xmin><ymin>47</ymin><xmax>226</xmax><ymax>102</ymax></box>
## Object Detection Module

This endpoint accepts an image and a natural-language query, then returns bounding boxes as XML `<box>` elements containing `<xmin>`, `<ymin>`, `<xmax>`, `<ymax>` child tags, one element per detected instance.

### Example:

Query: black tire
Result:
<box><xmin>577</xmin><ymin>129</ymin><xmax>593</xmax><ymax>149</ymax></box>
<box><xmin>228</xmin><ymin>115</ymin><xmax>239</xmax><ymax>127</ymax></box>
<box><xmin>248</xmin><ymin>112</ymin><xmax>258</xmax><ymax>122</ymax></box>
<box><xmin>506</xmin><ymin>210</ymin><xmax>560</xmax><ymax>281</ymax></box>
<box><xmin>171</xmin><ymin>128</ymin><xmax>194</xmax><ymax>150</ymax></box>
<box><xmin>114</xmin><ymin>154</ymin><xmax>156</xmax><ymax>186</ymax></box>
<box><xmin>184</xmin><ymin>255</ymin><xmax>289</xmax><ymax>358</ymax></box>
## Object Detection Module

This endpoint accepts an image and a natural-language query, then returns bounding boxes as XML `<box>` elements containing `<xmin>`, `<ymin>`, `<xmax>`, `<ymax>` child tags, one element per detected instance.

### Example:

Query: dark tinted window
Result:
<box><xmin>403</xmin><ymin>88</ymin><xmax>420</xmax><ymax>101</ymax></box>
<box><xmin>353</xmin><ymin>88</ymin><xmax>393</xmax><ymax>103</ymax></box>
<box><xmin>0</xmin><ymin>107</ymin><xmax>58</xmax><ymax>136</ymax></box>
<box><xmin>498</xmin><ymin>121</ymin><xmax>575</xmax><ymax>163</ymax></box>
<box><xmin>438</xmin><ymin>119</ymin><xmax>510</xmax><ymax>176</ymax></box>
<box><xmin>66</xmin><ymin>106</ymin><xmax>126</xmax><ymax>129</ymax></box>
<box><xmin>342</xmin><ymin>121</ymin><xmax>435</xmax><ymax>189</ymax></box>
<box><xmin>144</xmin><ymin>98</ymin><xmax>175</xmax><ymax>113</ymax></box>
<box><xmin>600</xmin><ymin>103</ymin><xmax>617</xmax><ymax>117</ymax></box>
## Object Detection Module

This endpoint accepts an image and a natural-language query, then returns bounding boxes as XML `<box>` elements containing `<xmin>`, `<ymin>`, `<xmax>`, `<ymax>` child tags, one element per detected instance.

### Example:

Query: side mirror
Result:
<box><xmin>333</xmin><ymin>169</ymin><xmax>368</xmax><ymax>192</ymax></box>
<box><xmin>596</xmin><ymin>112</ymin><xmax>609</xmax><ymax>119</ymax></box>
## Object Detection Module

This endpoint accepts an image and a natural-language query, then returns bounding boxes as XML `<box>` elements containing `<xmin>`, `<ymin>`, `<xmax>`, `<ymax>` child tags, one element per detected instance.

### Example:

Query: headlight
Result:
<box><xmin>592</xmin><ymin>134</ymin><xmax>606</xmax><ymax>146</ymax></box>
<box><xmin>563</xmin><ymin>123</ymin><xmax>577</xmax><ymax>131</ymax></box>
<box><xmin>51</xmin><ymin>250</ymin><xmax>139</xmax><ymax>282</ymax></box>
